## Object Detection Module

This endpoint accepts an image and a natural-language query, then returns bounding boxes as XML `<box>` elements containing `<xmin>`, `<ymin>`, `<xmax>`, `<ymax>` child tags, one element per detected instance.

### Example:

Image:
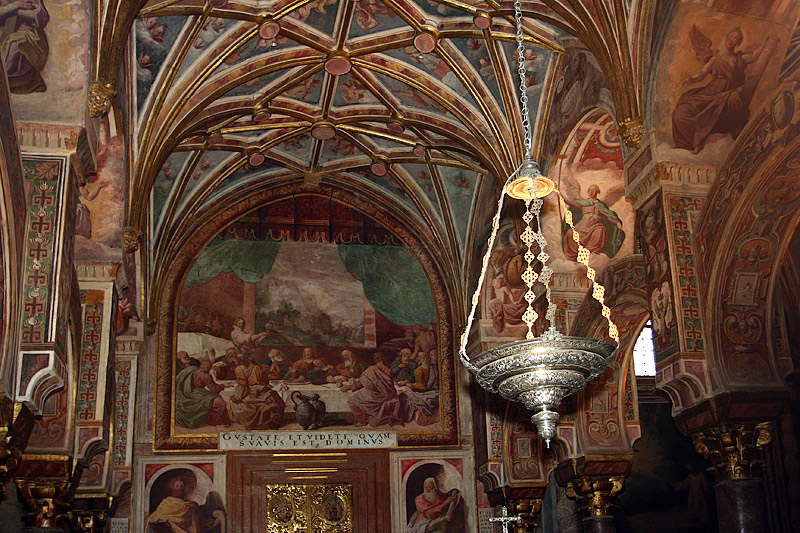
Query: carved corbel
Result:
<box><xmin>68</xmin><ymin>494</ymin><xmax>112</xmax><ymax>533</ymax></box>
<box><xmin>0</xmin><ymin>396</ymin><xmax>34</xmax><ymax>484</ymax></box>
<box><xmin>618</xmin><ymin>117</ymin><xmax>645</xmax><ymax>148</ymax></box>
<box><xmin>88</xmin><ymin>82</ymin><xmax>115</xmax><ymax>118</ymax></box>
<box><xmin>15</xmin><ymin>454</ymin><xmax>80</xmax><ymax>530</ymax></box>
<box><xmin>692</xmin><ymin>421</ymin><xmax>772</xmax><ymax>481</ymax></box>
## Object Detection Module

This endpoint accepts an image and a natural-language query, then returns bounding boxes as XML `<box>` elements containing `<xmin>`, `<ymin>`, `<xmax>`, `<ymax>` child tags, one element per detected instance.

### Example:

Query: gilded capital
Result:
<box><xmin>124</xmin><ymin>227</ymin><xmax>142</xmax><ymax>253</ymax></box>
<box><xmin>507</xmin><ymin>497</ymin><xmax>542</xmax><ymax>532</ymax></box>
<box><xmin>16</xmin><ymin>454</ymin><xmax>77</xmax><ymax>529</ymax></box>
<box><xmin>17</xmin><ymin>481</ymin><xmax>73</xmax><ymax>529</ymax></box>
<box><xmin>68</xmin><ymin>494</ymin><xmax>111</xmax><ymax>533</ymax></box>
<box><xmin>618</xmin><ymin>117</ymin><xmax>645</xmax><ymax>148</ymax></box>
<box><xmin>89</xmin><ymin>82</ymin><xmax>115</xmax><ymax>118</ymax></box>
<box><xmin>565</xmin><ymin>476</ymin><xmax>625</xmax><ymax>518</ymax></box>
<box><xmin>0</xmin><ymin>396</ymin><xmax>33</xmax><ymax>484</ymax></box>
<box><xmin>692</xmin><ymin>422</ymin><xmax>772</xmax><ymax>480</ymax></box>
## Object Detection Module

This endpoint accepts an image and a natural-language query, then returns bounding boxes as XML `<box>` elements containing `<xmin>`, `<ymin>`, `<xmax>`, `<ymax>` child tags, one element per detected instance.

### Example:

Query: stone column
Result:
<box><xmin>692</xmin><ymin>422</ymin><xmax>773</xmax><ymax>533</ymax></box>
<box><xmin>554</xmin><ymin>456</ymin><xmax>630</xmax><ymax>533</ymax></box>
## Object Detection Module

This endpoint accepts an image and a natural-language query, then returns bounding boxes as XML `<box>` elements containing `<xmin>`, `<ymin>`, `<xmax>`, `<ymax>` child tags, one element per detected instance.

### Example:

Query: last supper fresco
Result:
<box><xmin>169</xmin><ymin>195</ymin><xmax>453</xmax><ymax>442</ymax></box>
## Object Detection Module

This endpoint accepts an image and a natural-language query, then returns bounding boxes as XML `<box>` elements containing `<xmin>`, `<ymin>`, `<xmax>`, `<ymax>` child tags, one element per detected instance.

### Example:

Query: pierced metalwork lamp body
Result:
<box><xmin>458</xmin><ymin>1</ymin><xmax>618</xmax><ymax>446</ymax></box>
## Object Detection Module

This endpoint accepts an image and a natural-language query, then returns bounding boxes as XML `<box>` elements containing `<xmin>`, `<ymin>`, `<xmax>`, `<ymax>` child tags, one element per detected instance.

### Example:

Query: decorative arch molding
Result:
<box><xmin>152</xmin><ymin>182</ymin><xmax>458</xmax><ymax>450</ymax></box>
<box><xmin>569</xmin><ymin>254</ymin><xmax>649</xmax><ymax>457</ymax></box>
<box><xmin>690</xmin><ymin>82</ymin><xmax>800</xmax><ymax>390</ymax></box>
<box><xmin>0</xmin><ymin>75</ymin><xmax>27</xmax><ymax>395</ymax></box>
<box><xmin>701</xmin><ymin>132</ymin><xmax>800</xmax><ymax>390</ymax></box>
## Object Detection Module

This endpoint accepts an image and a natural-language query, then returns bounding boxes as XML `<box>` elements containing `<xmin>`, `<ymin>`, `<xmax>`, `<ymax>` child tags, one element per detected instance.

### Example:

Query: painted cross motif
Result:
<box><xmin>489</xmin><ymin>505</ymin><xmax>521</xmax><ymax>533</ymax></box>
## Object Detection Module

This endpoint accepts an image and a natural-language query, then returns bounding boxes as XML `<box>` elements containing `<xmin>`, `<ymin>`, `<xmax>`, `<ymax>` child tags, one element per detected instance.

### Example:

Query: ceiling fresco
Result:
<box><xmin>129</xmin><ymin>0</ymin><xmax>579</xmax><ymax>285</ymax></box>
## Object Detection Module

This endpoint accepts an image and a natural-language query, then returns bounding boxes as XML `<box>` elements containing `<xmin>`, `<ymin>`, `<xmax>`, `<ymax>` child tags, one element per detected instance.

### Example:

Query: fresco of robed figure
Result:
<box><xmin>172</xmin><ymin>196</ymin><xmax>446</xmax><ymax>438</ymax></box>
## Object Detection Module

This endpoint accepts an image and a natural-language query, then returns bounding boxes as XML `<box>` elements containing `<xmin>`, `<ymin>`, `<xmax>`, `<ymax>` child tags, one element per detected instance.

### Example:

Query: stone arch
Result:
<box><xmin>569</xmin><ymin>255</ymin><xmax>650</xmax><ymax>456</ymax></box>
<box><xmin>696</xmin><ymin>84</ymin><xmax>800</xmax><ymax>390</ymax></box>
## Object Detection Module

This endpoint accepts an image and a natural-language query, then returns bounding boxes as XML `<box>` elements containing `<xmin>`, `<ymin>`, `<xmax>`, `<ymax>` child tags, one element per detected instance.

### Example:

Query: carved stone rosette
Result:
<box><xmin>88</xmin><ymin>82</ymin><xmax>115</xmax><ymax>118</ymax></box>
<box><xmin>692</xmin><ymin>422</ymin><xmax>773</xmax><ymax>481</ymax></box>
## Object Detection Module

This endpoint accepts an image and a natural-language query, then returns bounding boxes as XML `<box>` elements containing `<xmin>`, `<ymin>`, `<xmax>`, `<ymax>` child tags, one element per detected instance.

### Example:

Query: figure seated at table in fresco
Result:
<box><xmin>397</xmin><ymin>350</ymin><xmax>440</xmax><ymax>426</ymax></box>
<box><xmin>334</xmin><ymin>349</ymin><xmax>365</xmax><ymax>379</ymax></box>
<box><xmin>345</xmin><ymin>351</ymin><xmax>404</xmax><ymax>427</ymax></box>
<box><xmin>175</xmin><ymin>357</ymin><xmax>232</xmax><ymax>428</ymax></box>
<box><xmin>392</xmin><ymin>348</ymin><xmax>418</xmax><ymax>385</ymax></box>
<box><xmin>285</xmin><ymin>347</ymin><xmax>334</xmax><ymax>384</ymax></box>
<box><xmin>261</xmin><ymin>348</ymin><xmax>290</xmax><ymax>381</ymax></box>
<box><xmin>212</xmin><ymin>346</ymin><xmax>242</xmax><ymax>381</ymax></box>
<box><xmin>227</xmin><ymin>353</ymin><xmax>285</xmax><ymax>430</ymax></box>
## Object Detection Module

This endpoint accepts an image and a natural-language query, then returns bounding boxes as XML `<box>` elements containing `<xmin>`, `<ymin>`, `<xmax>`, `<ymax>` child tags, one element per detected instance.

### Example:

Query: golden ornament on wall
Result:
<box><xmin>266</xmin><ymin>483</ymin><xmax>353</xmax><ymax>532</ymax></box>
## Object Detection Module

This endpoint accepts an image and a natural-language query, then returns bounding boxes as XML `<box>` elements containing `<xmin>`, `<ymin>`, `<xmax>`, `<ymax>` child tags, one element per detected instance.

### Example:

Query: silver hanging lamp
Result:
<box><xmin>458</xmin><ymin>0</ymin><xmax>619</xmax><ymax>446</ymax></box>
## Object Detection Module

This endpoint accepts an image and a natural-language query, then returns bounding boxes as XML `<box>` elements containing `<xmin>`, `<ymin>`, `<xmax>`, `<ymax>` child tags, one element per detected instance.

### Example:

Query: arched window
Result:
<box><xmin>633</xmin><ymin>321</ymin><xmax>656</xmax><ymax>376</ymax></box>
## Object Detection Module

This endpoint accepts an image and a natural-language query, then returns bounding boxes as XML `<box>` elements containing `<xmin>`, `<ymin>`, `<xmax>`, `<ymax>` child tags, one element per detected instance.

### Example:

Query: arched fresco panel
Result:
<box><xmin>544</xmin><ymin>109</ymin><xmax>635</xmax><ymax>276</ymax></box>
<box><xmin>153</xmin><ymin>184</ymin><xmax>457</xmax><ymax>450</ymax></box>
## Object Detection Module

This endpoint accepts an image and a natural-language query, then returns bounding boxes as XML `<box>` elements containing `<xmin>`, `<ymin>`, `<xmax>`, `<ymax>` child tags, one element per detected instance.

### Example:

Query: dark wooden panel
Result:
<box><xmin>227</xmin><ymin>450</ymin><xmax>390</xmax><ymax>532</ymax></box>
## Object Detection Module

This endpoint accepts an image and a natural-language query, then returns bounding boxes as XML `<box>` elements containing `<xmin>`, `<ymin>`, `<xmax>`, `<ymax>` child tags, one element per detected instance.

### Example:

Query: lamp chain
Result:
<box><xmin>458</xmin><ymin>173</ymin><xmax>517</xmax><ymax>368</ymax></box>
<box><xmin>520</xmin><ymin>197</ymin><xmax>541</xmax><ymax>339</ymax></box>
<box><xmin>559</xmin><ymin>194</ymin><xmax>620</xmax><ymax>342</ymax></box>
<box><xmin>534</xmin><ymin>207</ymin><xmax>556</xmax><ymax>325</ymax></box>
<box><xmin>515</xmin><ymin>0</ymin><xmax>532</xmax><ymax>159</ymax></box>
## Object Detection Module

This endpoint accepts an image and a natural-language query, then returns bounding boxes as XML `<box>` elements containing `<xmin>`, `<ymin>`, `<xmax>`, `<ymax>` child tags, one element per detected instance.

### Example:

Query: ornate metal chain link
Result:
<box><xmin>515</xmin><ymin>0</ymin><xmax>532</xmax><ymax>158</ymax></box>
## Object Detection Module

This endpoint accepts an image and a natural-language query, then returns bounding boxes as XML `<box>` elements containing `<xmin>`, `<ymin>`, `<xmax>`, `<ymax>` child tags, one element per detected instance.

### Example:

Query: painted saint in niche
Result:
<box><xmin>560</xmin><ymin>174</ymin><xmax>626</xmax><ymax>260</ymax></box>
<box><xmin>672</xmin><ymin>25</ymin><xmax>778</xmax><ymax>154</ymax></box>
<box><xmin>0</xmin><ymin>0</ymin><xmax>49</xmax><ymax>94</ymax></box>
<box><xmin>404</xmin><ymin>462</ymin><xmax>466</xmax><ymax>533</ymax></box>
<box><xmin>147</xmin><ymin>470</ymin><xmax>226</xmax><ymax>533</ymax></box>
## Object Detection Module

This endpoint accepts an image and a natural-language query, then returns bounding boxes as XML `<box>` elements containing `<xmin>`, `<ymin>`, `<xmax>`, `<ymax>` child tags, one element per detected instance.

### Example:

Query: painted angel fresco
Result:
<box><xmin>560</xmin><ymin>173</ymin><xmax>626</xmax><ymax>260</ymax></box>
<box><xmin>672</xmin><ymin>24</ymin><xmax>779</xmax><ymax>153</ymax></box>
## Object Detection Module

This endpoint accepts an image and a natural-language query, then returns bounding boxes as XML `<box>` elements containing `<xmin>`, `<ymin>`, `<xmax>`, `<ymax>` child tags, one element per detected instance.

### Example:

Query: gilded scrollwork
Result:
<box><xmin>618</xmin><ymin>117</ymin><xmax>645</xmax><ymax>148</ymax></box>
<box><xmin>265</xmin><ymin>483</ymin><xmax>352</xmax><ymax>533</ymax></box>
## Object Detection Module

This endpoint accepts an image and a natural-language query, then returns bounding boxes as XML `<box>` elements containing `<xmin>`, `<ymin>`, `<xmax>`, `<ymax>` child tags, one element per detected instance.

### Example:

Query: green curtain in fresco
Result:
<box><xmin>184</xmin><ymin>238</ymin><xmax>282</xmax><ymax>286</ymax></box>
<box><xmin>337</xmin><ymin>244</ymin><xmax>435</xmax><ymax>326</ymax></box>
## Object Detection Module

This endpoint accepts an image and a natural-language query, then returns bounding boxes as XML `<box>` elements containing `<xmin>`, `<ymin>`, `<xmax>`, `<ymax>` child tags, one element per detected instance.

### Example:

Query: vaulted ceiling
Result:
<box><xmin>93</xmin><ymin>0</ymin><xmax>640</xmax><ymax>310</ymax></box>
